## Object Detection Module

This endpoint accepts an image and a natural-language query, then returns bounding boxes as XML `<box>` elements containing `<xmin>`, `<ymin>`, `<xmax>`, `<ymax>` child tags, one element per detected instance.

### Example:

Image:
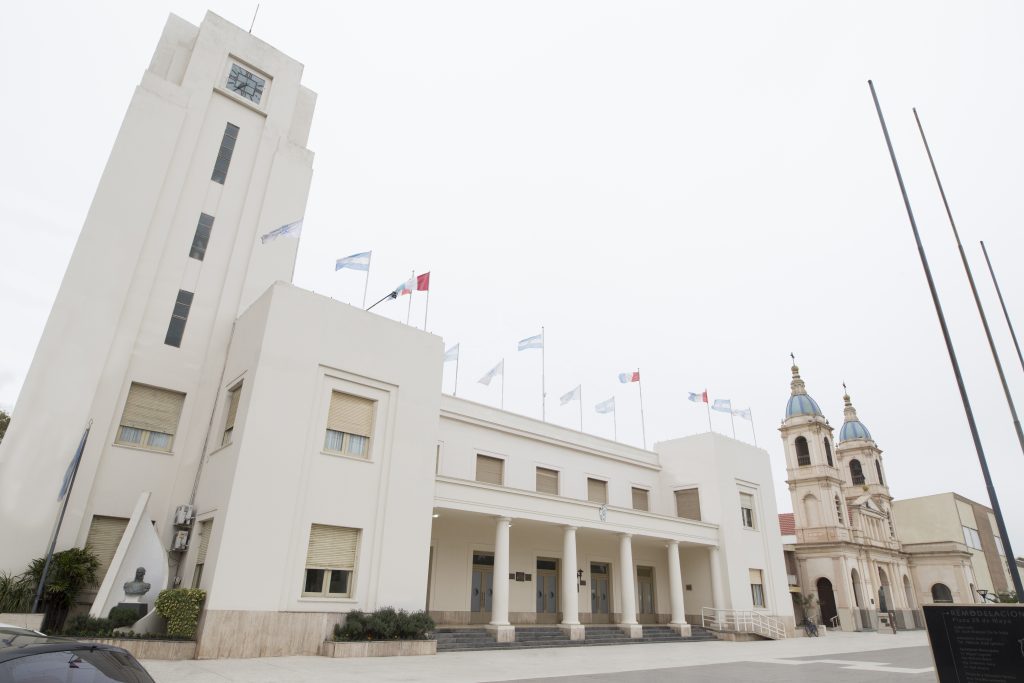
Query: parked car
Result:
<box><xmin>0</xmin><ymin>628</ymin><xmax>155</xmax><ymax>682</ymax></box>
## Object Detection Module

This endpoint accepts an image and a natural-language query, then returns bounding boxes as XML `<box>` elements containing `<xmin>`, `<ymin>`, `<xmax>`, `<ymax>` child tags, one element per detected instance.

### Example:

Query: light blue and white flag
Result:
<box><xmin>595</xmin><ymin>396</ymin><xmax>616</xmax><ymax>414</ymax></box>
<box><xmin>58</xmin><ymin>425</ymin><xmax>92</xmax><ymax>501</ymax></box>
<box><xmin>444</xmin><ymin>344</ymin><xmax>460</xmax><ymax>363</ymax></box>
<box><xmin>731</xmin><ymin>407</ymin><xmax>752</xmax><ymax>420</ymax></box>
<box><xmin>478</xmin><ymin>360</ymin><xmax>504</xmax><ymax>386</ymax></box>
<box><xmin>260</xmin><ymin>219</ymin><xmax>303</xmax><ymax>244</ymax></box>
<box><xmin>560</xmin><ymin>385</ymin><xmax>581</xmax><ymax>405</ymax></box>
<box><xmin>335</xmin><ymin>251</ymin><xmax>371</xmax><ymax>271</ymax></box>
<box><xmin>711</xmin><ymin>398</ymin><xmax>732</xmax><ymax>413</ymax></box>
<box><xmin>518</xmin><ymin>333</ymin><xmax>543</xmax><ymax>351</ymax></box>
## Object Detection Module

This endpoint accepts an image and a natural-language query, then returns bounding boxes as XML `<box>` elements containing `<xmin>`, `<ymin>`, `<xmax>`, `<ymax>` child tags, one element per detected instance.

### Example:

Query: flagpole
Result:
<box><xmin>705</xmin><ymin>391</ymin><xmax>712</xmax><ymax>432</ymax></box>
<box><xmin>367</xmin><ymin>290</ymin><xmax>397</xmax><ymax>312</ymax></box>
<box><xmin>579</xmin><ymin>386</ymin><xmax>584</xmax><ymax>431</ymax></box>
<box><xmin>981</xmin><ymin>241</ymin><xmax>1024</xmax><ymax>375</ymax></box>
<box><xmin>869</xmin><ymin>80</ymin><xmax>1022</xmax><ymax>598</ymax></box>
<box><xmin>729</xmin><ymin>409</ymin><xmax>736</xmax><ymax>439</ymax></box>
<box><xmin>637</xmin><ymin>369</ymin><xmax>647</xmax><ymax>449</ymax></box>
<box><xmin>541</xmin><ymin>327</ymin><xmax>546</xmax><ymax>421</ymax></box>
<box><xmin>406</xmin><ymin>270</ymin><xmax>414</xmax><ymax>325</ymax></box>
<box><xmin>501</xmin><ymin>358</ymin><xmax>505</xmax><ymax>410</ymax></box>
<box><xmin>749</xmin><ymin>408</ymin><xmax>758</xmax><ymax>447</ymax></box>
<box><xmin>361</xmin><ymin>252</ymin><xmax>372</xmax><ymax>309</ymax></box>
<box><xmin>424</xmin><ymin>287</ymin><xmax>430</xmax><ymax>331</ymax></box>
<box><xmin>454</xmin><ymin>352</ymin><xmax>460</xmax><ymax>397</ymax></box>
<box><xmin>613</xmin><ymin>407</ymin><xmax>618</xmax><ymax>442</ymax></box>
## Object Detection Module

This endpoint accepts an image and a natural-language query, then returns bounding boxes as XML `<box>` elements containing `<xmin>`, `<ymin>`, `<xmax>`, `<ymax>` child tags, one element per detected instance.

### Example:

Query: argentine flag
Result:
<box><xmin>335</xmin><ymin>251</ymin><xmax>371</xmax><ymax>271</ymax></box>
<box><xmin>595</xmin><ymin>396</ymin><xmax>615</xmax><ymax>414</ymax></box>
<box><xmin>260</xmin><ymin>219</ymin><xmax>303</xmax><ymax>243</ymax></box>
<box><xmin>518</xmin><ymin>333</ymin><xmax>543</xmax><ymax>351</ymax></box>
<box><xmin>560</xmin><ymin>385</ymin><xmax>581</xmax><ymax>405</ymax></box>
<box><xmin>443</xmin><ymin>344</ymin><xmax>460</xmax><ymax>362</ymax></box>
<box><xmin>478</xmin><ymin>360</ymin><xmax>504</xmax><ymax>386</ymax></box>
<box><xmin>711</xmin><ymin>399</ymin><xmax>733</xmax><ymax>413</ymax></box>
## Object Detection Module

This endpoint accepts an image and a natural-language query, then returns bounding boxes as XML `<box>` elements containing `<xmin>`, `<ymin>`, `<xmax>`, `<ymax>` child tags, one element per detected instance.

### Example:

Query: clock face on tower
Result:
<box><xmin>226</xmin><ymin>63</ymin><xmax>266</xmax><ymax>104</ymax></box>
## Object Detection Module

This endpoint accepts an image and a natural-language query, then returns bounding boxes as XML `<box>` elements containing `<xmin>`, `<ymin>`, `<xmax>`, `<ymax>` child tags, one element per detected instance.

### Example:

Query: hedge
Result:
<box><xmin>334</xmin><ymin>607</ymin><xmax>434</xmax><ymax>641</ymax></box>
<box><xmin>154</xmin><ymin>588</ymin><xmax>206</xmax><ymax>639</ymax></box>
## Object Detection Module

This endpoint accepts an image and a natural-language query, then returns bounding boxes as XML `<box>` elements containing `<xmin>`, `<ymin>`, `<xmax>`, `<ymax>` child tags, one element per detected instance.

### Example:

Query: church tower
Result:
<box><xmin>780</xmin><ymin>363</ymin><xmax>849</xmax><ymax>544</ymax></box>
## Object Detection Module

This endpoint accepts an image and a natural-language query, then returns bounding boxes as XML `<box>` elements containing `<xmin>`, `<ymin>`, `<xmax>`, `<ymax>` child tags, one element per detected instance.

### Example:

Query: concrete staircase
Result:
<box><xmin>434</xmin><ymin>625</ymin><xmax>718</xmax><ymax>652</ymax></box>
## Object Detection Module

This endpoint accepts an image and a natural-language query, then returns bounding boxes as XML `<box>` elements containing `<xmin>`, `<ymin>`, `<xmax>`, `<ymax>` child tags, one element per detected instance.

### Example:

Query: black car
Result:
<box><xmin>0</xmin><ymin>627</ymin><xmax>155</xmax><ymax>683</ymax></box>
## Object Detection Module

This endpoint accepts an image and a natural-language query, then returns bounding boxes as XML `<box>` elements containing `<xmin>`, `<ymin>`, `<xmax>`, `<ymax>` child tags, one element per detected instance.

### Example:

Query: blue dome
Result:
<box><xmin>786</xmin><ymin>393</ymin><xmax>822</xmax><ymax>418</ymax></box>
<box><xmin>839</xmin><ymin>419</ymin><xmax>872</xmax><ymax>442</ymax></box>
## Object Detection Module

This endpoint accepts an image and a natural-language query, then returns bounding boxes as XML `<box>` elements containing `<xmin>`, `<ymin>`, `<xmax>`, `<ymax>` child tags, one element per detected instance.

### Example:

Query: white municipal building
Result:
<box><xmin>0</xmin><ymin>13</ymin><xmax>795</xmax><ymax>658</ymax></box>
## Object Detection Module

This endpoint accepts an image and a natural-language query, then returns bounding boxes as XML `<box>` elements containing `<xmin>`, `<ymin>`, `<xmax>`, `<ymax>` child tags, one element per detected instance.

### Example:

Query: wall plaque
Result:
<box><xmin>924</xmin><ymin>604</ymin><xmax>1024</xmax><ymax>682</ymax></box>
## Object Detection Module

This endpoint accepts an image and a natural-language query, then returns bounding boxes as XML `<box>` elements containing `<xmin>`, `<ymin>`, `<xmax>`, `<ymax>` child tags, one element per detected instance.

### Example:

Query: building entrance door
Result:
<box><xmin>590</xmin><ymin>562</ymin><xmax>611</xmax><ymax>624</ymax></box>
<box><xmin>637</xmin><ymin>566</ymin><xmax>656</xmax><ymax>623</ymax></box>
<box><xmin>470</xmin><ymin>552</ymin><xmax>494</xmax><ymax>623</ymax></box>
<box><xmin>536</xmin><ymin>558</ymin><xmax>559</xmax><ymax>623</ymax></box>
<box><xmin>816</xmin><ymin>577</ymin><xmax>838</xmax><ymax>628</ymax></box>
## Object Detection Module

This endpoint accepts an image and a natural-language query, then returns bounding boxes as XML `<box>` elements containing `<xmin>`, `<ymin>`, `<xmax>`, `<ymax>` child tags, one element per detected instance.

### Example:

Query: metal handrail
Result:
<box><xmin>701</xmin><ymin>607</ymin><xmax>787</xmax><ymax>640</ymax></box>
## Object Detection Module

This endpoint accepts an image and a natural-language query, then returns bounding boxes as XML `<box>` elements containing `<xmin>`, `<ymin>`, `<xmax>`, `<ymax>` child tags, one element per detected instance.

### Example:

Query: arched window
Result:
<box><xmin>795</xmin><ymin>437</ymin><xmax>810</xmax><ymax>466</ymax></box>
<box><xmin>931</xmin><ymin>583</ymin><xmax>953</xmax><ymax>603</ymax></box>
<box><xmin>875</xmin><ymin>460</ymin><xmax>884</xmax><ymax>485</ymax></box>
<box><xmin>878</xmin><ymin>568</ymin><xmax>890</xmax><ymax>612</ymax></box>
<box><xmin>835</xmin><ymin>496</ymin><xmax>844</xmax><ymax>525</ymax></box>
<box><xmin>850</xmin><ymin>459</ymin><xmax>865</xmax><ymax>485</ymax></box>
<box><xmin>823</xmin><ymin>438</ymin><xmax>833</xmax><ymax>467</ymax></box>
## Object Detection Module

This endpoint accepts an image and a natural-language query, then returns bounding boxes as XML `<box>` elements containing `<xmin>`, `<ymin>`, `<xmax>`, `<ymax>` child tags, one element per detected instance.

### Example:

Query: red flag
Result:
<box><xmin>417</xmin><ymin>272</ymin><xmax>430</xmax><ymax>291</ymax></box>
<box><xmin>632</xmin><ymin>371</ymin><xmax>640</xmax><ymax>382</ymax></box>
<box><xmin>702</xmin><ymin>389</ymin><xmax>708</xmax><ymax>403</ymax></box>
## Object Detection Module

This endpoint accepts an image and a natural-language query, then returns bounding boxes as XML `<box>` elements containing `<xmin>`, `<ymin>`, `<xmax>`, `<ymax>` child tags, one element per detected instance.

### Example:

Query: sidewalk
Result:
<box><xmin>144</xmin><ymin>630</ymin><xmax>929</xmax><ymax>683</ymax></box>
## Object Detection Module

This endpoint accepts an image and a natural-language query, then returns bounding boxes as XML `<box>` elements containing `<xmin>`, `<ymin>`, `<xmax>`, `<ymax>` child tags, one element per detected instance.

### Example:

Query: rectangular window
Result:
<box><xmin>192</xmin><ymin>519</ymin><xmax>213</xmax><ymax>589</ymax></box>
<box><xmin>221</xmin><ymin>383</ymin><xmax>242</xmax><ymax>446</ymax></box>
<box><xmin>303</xmin><ymin>524</ymin><xmax>358</xmax><ymax>598</ymax></box>
<box><xmin>750</xmin><ymin>569</ymin><xmax>765</xmax><ymax>608</ymax></box>
<box><xmin>962</xmin><ymin>526</ymin><xmax>982</xmax><ymax>550</ymax></box>
<box><xmin>586</xmin><ymin>478</ymin><xmax>607</xmax><ymax>504</ymax></box>
<box><xmin>324</xmin><ymin>391</ymin><xmax>374</xmax><ymax>458</ymax></box>
<box><xmin>189</xmin><ymin>213</ymin><xmax>215</xmax><ymax>261</ymax></box>
<box><xmin>85</xmin><ymin>516</ymin><xmax>130</xmax><ymax>587</ymax></box>
<box><xmin>675</xmin><ymin>488</ymin><xmax>701</xmax><ymax>520</ymax></box>
<box><xmin>115</xmin><ymin>383</ymin><xmax>186</xmax><ymax>452</ymax></box>
<box><xmin>476</xmin><ymin>454</ymin><xmax>504</xmax><ymax>485</ymax></box>
<box><xmin>994</xmin><ymin>535</ymin><xmax>1006</xmax><ymax>556</ymax></box>
<box><xmin>740</xmin><ymin>492</ymin><xmax>755</xmax><ymax>529</ymax></box>
<box><xmin>211</xmin><ymin>123</ymin><xmax>240</xmax><ymax>184</ymax></box>
<box><xmin>164</xmin><ymin>289</ymin><xmax>194</xmax><ymax>348</ymax></box>
<box><xmin>536</xmin><ymin>467</ymin><xmax>558</xmax><ymax>495</ymax></box>
<box><xmin>631</xmin><ymin>487</ymin><xmax>649</xmax><ymax>511</ymax></box>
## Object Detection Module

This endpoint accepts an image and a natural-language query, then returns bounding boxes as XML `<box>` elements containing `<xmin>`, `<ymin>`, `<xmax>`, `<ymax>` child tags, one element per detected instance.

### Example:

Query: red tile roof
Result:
<box><xmin>778</xmin><ymin>512</ymin><xmax>795</xmax><ymax>535</ymax></box>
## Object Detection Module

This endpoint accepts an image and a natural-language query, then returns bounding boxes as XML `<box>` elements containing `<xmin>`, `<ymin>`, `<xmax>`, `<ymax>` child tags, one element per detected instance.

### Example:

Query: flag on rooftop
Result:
<box><xmin>560</xmin><ymin>385</ymin><xmax>581</xmax><ymax>405</ymax></box>
<box><xmin>688</xmin><ymin>390</ymin><xmax>708</xmax><ymax>403</ymax></box>
<box><xmin>711</xmin><ymin>398</ymin><xmax>733</xmax><ymax>413</ymax></box>
<box><xmin>417</xmin><ymin>272</ymin><xmax>430</xmax><ymax>291</ymax></box>
<box><xmin>618</xmin><ymin>371</ymin><xmax>640</xmax><ymax>383</ymax></box>
<box><xmin>443</xmin><ymin>344</ymin><xmax>460</xmax><ymax>362</ymax></box>
<box><xmin>478</xmin><ymin>360</ymin><xmax>504</xmax><ymax>386</ymax></box>
<box><xmin>260</xmin><ymin>219</ymin><xmax>303</xmax><ymax>243</ymax></box>
<box><xmin>335</xmin><ymin>251</ymin><xmax>371</xmax><ymax>271</ymax></box>
<box><xmin>595</xmin><ymin>396</ymin><xmax>616</xmax><ymax>414</ymax></box>
<box><xmin>518</xmin><ymin>333</ymin><xmax>543</xmax><ymax>351</ymax></box>
<box><xmin>393</xmin><ymin>276</ymin><xmax>416</xmax><ymax>297</ymax></box>
<box><xmin>732</xmin><ymin>407</ymin><xmax>752</xmax><ymax>420</ymax></box>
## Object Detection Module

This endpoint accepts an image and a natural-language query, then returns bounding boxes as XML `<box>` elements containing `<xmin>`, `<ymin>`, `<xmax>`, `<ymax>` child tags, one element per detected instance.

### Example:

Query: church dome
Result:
<box><xmin>784</xmin><ymin>362</ymin><xmax>823</xmax><ymax>418</ymax></box>
<box><xmin>838</xmin><ymin>390</ymin><xmax>873</xmax><ymax>442</ymax></box>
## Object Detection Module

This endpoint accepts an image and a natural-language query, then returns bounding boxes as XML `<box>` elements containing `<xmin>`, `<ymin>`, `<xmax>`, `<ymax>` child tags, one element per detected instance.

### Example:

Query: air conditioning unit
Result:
<box><xmin>172</xmin><ymin>530</ymin><xmax>190</xmax><ymax>552</ymax></box>
<box><xmin>173</xmin><ymin>504</ymin><xmax>195</xmax><ymax>526</ymax></box>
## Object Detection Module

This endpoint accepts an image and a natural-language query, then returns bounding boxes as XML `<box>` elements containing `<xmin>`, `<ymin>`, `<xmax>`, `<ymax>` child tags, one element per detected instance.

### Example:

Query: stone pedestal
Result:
<box><xmin>559</xmin><ymin>624</ymin><xmax>585</xmax><ymax>641</ymax></box>
<box><xmin>619</xmin><ymin>623</ymin><xmax>643</xmax><ymax>639</ymax></box>
<box><xmin>667</xmin><ymin>623</ymin><xmax>693</xmax><ymax>637</ymax></box>
<box><xmin>485</xmin><ymin>624</ymin><xmax>515</xmax><ymax>642</ymax></box>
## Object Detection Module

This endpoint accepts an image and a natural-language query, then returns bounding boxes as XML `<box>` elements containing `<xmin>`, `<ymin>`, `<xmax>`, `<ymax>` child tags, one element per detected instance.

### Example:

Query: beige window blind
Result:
<box><xmin>327</xmin><ymin>392</ymin><xmax>374</xmax><ymax>437</ymax></box>
<box><xmin>675</xmin><ymin>489</ymin><xmax>701</xmax><ymax>520</ymax></box>
<box><xmin>587</xmin><ymin>478</ymin><xmax>607</xmax><ymax>504</ymax></box>
<box><xmin>536</xmin><ymin>467</ymin><xmax>558</xmax><ymax>495</ymax></box>
<box><xmin>196</xmin><ymin>520</ymin><xmax>213</xmax><ymax>564</ymax></box>
<box><xmin>306</xmin><ymin>524</ymin><xmax>359</xmax><ymax>569</ymax></box>
<box><xmin>120</xmin><ymin>383</ymin><xmax>185</xmax><ymax>434</ymax></box>
<box><xmin>631</xmin><ymin>487</ymin><xmax>649</xmax><ymax>511</ymax></box>
<box><xmin>85</xmin><ymin>516</ymin><xmax>129</xmax><ymax>586</ymax></box>
<box><xmin>749</xmin><ymin>568</ymin><xmax>763</xmax><ymax>584</ymax></box>
<box><xmin>224</xmin><ymin>384</ymin><xmax>242</xmax><ymax>431</ymax></box>
<box><xmin>476</xmin><ymin>455</ymin><xmax>504</xmax><ymax>485</ymax></box>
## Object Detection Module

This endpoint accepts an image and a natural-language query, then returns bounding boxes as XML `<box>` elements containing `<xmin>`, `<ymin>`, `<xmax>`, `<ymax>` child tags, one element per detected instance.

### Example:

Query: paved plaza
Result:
<box><xmin>143</xmin><ymin>630</ymin><xmax>935</xmax><ymax>682</ymax></box>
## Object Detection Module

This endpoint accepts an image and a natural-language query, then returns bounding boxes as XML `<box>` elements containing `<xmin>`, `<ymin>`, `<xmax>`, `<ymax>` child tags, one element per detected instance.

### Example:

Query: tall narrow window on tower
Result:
<box><xmin>211</xmin><ymin>123</ymin><xmax>240</xmax><ymax>184</ymax></box>
<box><xmin>189</xmin><ymin>213</ymin><xmax>215</xmax><ymax>261</ymax></box>
<box><xmin>165</xmin><ymin>290</ymin><xmax>194</xmax><ymax>347</ymax></box>
<box><xmin>795</xmin><ymin>436</ymin><xmax>811</xmax><ymax>466</ymax></box>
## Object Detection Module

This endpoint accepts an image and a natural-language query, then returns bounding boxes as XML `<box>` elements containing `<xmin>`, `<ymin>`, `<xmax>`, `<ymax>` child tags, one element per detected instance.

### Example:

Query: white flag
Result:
<box><xmin>518</xmin><ymin>333</ymin><xmax>543</xmax><ymax>351</ymax></box>
<box><xmin>731</xmin><ymin>407</ymin><xmax>751</xmax><ymax>420</ymax></box>
<box><xmin>478</xmin><ymin>360</ymin><xmax>504</xmax><ymax>386</ymax></box>
<box><xmin>595</xmin><ymin>396</ymin><xmax>615</xmax><ymax>414</ymax></box>
<box><xmin>260</xmin><ymin>219</ymin><xmax>303</xmax><ymax>243</ymax></box>
<box><xmin>335</xmin><ymin>251</ymin><xmax>371</xmax><ymax>271</ymax></box>
<box><xmin>443</xmin><ymin>344</ymin><xmax>460</xmax><ymax>363</ymax></box>
<box><xmin>560</xmin><ymin>385</ymin><xmax>581</xmax><ymax>405</ymax></box>
<box><xmin>711</xmin><ymin>399</ymin><xmax>733</xmax><ymax>413</ymax></box>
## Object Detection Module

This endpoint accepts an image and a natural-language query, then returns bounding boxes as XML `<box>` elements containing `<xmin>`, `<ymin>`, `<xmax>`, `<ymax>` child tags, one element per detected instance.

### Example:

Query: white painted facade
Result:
<box><xmin>0</xmin><ymin>13</ymin><xmax>792</xmax><ymax>657</ymax></box>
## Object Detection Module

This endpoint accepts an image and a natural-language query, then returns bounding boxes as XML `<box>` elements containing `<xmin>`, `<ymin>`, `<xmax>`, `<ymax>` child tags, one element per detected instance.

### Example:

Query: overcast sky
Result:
<box><xmin>2</xmin><ymin>1</ymin><xmax>1023</xmax><ymax>557</ymax></box>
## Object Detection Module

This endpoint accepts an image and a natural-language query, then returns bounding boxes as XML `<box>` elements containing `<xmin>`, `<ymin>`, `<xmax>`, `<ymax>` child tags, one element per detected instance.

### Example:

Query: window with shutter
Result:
<box><xmin>222</xmin><ymin>383</ymin><xmax>242</xmax><ymax>446</ymax></box>
<box><xmin>631</xmin><ymin>487</ymin><xmax>649</xmax><ymax>511</ymax></box>
<box><xmin>586</xmin><ymin>478</ymin><xmax>607</xmax><ymax>504</ymax></box>
<box><xmin>675</xmin><ymin>489</ymin><xmax>701</xmax><ymax>520</ymax></box>
<box><xmin>536</xmin><ymin>467</ymin><xmax>558</xmax><ymax>495</ymax></box>
<box><xmin>740</xmin><ymin>492</ymin><xmax>755</xmax><ymax>528</ymax></box>
<box><xmin>303</xmin><ymin>524</ymin><xmax>359</xmax><ymax>597</ymax></box>
<box><xmin>749</xmin><ymin>569</ymin><xmax>765</xmax><ymax>607</ymax></box>
<box><xmin>192</xmin><ymin>520</ymin><xmax>213</xmax><ymax>588</ymax></box>
<box><xmin>116</xmin><ymin>383</ymin><xmax>186</xmax><ymax>452</ymax></box>
<box><xmin>85</xmin><ymin>516</ymin><xmax>129</xmax><ymax>587</ymax></box>
<box><xmin>324</xmin><ymin>391</ymin><xmax>374</xmax><ymax>457</ymax></box>
<box><xmin>476</xmin><ymin>455</ymin><xmax>504</xmax><ymax>485</ymax></box>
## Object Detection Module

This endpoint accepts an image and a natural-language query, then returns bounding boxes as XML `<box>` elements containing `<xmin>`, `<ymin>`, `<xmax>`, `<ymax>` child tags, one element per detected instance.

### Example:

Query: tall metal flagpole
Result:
<box><xmin>405</xmin><ymin>270</ymin><xmax>414</xmax><ymax>326</ymax></box>
<box><xmin>500</xmin><ymin>358</ymin><xmax>505</xmax><ymax>410</ymax></box>
<box><xmin>579</xmin><ymin>386</ymin><xmax>584</xmax><ymax>431</ymax></box>
<box><xmin>541</xmin><ymin>327</ymin><xmax>547</xmax><ymax>421</ymax></box>
<box><xmin>705</xmin><ymin>391</ymin><xmax>713</xmax><ymax>432</ymax></box>
<box><xmin>869</xmin><ymin>81</ymin><xmax>1023</xmax><ymax>598</ymax></box>
<box><xmin>454</xmin><ymin>352</ymin><xmax>460</xmax><ymax>397</ymax></box>
<box><xmin>361</xmin><ymin>252</ymin><xmax>372</xmax><ymax>309</ymax></box>
<box><xmin>613</xmin><ymin>405</ymin><xmax>618</xmax><ymax>442</ymax></box>
<box><xmin>980</xmin><ymin>241</ymin><xmax>1024</xmax><ymax>375</ymax></box>
<box><xmin>749</xmin><ymin>408</ymin><xmax>758</xmax><ymax>447</ymax></box>
<box><xmin>423</xmin><ymin>284</ymin><xmax>430</xmax><ymax>331</ymax></box>
<box><xmin>729</xmin><ymin>409</ymin><xmax>736</xmax><ymax>439</ymax></box>
<box><xmin>637</xmin><ymin>369</ymin><xmax>647</xmax><ymax>449</ymax></box>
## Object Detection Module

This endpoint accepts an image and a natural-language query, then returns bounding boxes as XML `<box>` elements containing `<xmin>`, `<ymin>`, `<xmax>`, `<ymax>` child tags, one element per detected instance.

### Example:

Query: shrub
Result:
<box><xmin>26</xmin><ymin>547</ymin><xmax>100</xmax><ymax>632</ymax></box>
<box><xmin>107</xmin><ymin>606</ymin><xmax>139</xmax><ymax>628</ymax></box>
<box><xmin>154</xmin><ymin>588</ymin><xmax>205</xmax><ymax>639</ymax></box>
<box><xmin>334</xmin><ymin>608</ymin><xmax>434</xmax><ymax>641</ymax></box>
<box><xmin>62</xmin><ymin>614</ymin><xmax>116</xmax><ymax>638</ymax></box>
<box><xmin>0</xmin><ymin>570</ymin><xmax>34</xmax><ymax>613</ymax></box>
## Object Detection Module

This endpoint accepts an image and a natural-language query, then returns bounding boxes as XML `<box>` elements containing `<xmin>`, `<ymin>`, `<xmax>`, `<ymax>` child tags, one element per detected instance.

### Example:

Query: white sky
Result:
<box><xmin>2</xmin><ymin>1</ymin><xmax>1023</xmax><ymax>558</ymax></box>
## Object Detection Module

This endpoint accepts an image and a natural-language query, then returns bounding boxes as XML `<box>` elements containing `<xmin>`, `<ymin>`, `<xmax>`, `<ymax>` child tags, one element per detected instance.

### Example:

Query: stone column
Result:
<box><xmin>486</xmin><ymin>516</ymin><xmax>514</xmax><ymax>642</ymax></box>
<box><xmin>560</xmin><ymin>526</ymin><xmax>584</xmax><ymax>640</ymax></box>
<box><xmin>618</xmin><ymin>533</ymin><xmax>641</xmax><ymax>637</ymax></box>
<box><xmin>667</xmin><ymin>541</ymin><xmax>691</xmax><ymax>636</ymax></box>
<box><xmin>709</xmin><ymin>546</ymin><xmax>726</xmax><ymax>609</ymax></box>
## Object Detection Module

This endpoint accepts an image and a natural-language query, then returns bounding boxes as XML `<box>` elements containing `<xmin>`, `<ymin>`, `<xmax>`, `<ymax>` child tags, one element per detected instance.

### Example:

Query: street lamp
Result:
<box><xmin>577</xmin><ymin>569</ymin><xmax>584</xmax><ymax>592</ymax></box>
<box><xmin>976</xmin><ymin>588</ymin><xmax>997</xmax><ymax>603</ymax></box>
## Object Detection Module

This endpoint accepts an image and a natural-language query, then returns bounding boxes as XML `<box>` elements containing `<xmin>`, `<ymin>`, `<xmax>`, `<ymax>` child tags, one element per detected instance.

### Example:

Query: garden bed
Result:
<box><xmin>320</xmin><ymin>639</ymin><xmax>436</xmax><ymax>657</ymax></box>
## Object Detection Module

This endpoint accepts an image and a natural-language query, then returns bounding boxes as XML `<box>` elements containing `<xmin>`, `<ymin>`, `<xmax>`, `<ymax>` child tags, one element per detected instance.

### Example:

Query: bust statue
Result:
<box><xmin>123</xmin><ymin>567</ymin><xmax>151</xmax><ymax>599</ymax></box>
